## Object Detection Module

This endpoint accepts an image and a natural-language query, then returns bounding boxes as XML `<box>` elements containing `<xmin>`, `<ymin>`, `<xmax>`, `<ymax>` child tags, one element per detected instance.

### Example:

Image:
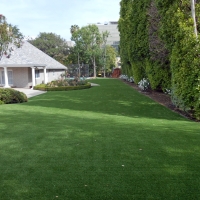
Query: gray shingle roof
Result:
<box><xmin>0</xmin><ymin>41</ymin><xmax>67</xmax><ymax>69</ymax></box>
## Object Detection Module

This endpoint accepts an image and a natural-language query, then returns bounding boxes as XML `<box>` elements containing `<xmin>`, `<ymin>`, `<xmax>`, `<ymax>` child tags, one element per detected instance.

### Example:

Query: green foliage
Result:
<box><xmin>194</xmin><ymin>78</ymin><xmax>200</xmax><ymax>119</ymax></box>
<box><xmin>145</xmin><ymin>60</ymin><xmax>171</xmax><ymax>90</ymax></box>
<box><xmin>119</xmin><ymin>0</ymin><xmax>200</xmax><ymax>119</ymax></box>
<box><xmin>29</xmin><ymin>32</ymin><xmax>69</xmax><ymax>65</ymax></box>
<box><xmin>34</xmin><ymin>83</ymin><xmax>91</xmax><ymax>91</ymax></box>
<box><xmin>0</xmin><ymin>88</ymin><xmax>27</xmax><ymax>104</ymax></box>
<box><xmin>157</xmin><ymin>1</ymin><xmax>200</xmax><ymax>115</ymax></box>
<box><xmin>0</xmin><ymin>14</ymin><xmax>24</xmax><ymax>60</ymax></box>
<box><xmin>34</xmin><ymin>77</ymin><xmax>91</xmax><ymax>91</ymax></box>
<box><xmin>118</xmin><ymin>0</ymin><xmax>150</xmax><ymax>82</ymax></box>
<box><xmin>71</xmin><ymin>24</ymin><xmax>102</xmax><ymax>77</ymax></box>
<box><xmin>98</xmin><ymin>45</ymin><xmax>117</xmax><ymax>75</ymax></box>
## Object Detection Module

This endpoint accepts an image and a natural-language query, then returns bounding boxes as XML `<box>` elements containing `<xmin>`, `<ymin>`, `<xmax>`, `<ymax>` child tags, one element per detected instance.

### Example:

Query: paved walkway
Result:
<box><xmin>14</xmin><ymin>88</ymin><xmax>47</xmax><ymax>98</ymax></box>
<box><xmin>90</xmin><ymin>83</ymin><xmax>100</xmax><ymax>86</ymax></box>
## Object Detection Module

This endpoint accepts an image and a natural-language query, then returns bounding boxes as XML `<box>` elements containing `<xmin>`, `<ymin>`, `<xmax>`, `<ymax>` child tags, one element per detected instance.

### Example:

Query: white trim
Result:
<box><xmin>32</xmin><ymin>67</ymin><xmax>35</xmax><ymax>88</ymax></box>
<box><xmin>0</xmin><ymin>69</ymin><xmax>13</xmax><ymax>87</ymax></box>
<box><xmin>44</xmin><ymin>66</ymin><xmax>48</xmax><ymax>84</ymax></box>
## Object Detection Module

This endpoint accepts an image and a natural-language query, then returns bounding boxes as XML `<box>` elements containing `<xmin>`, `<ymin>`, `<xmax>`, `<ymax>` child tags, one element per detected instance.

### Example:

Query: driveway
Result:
<box><xmin>14</xmin><ymin>88</ymin><xmax>47</xmax><ymax>98</ymax></box>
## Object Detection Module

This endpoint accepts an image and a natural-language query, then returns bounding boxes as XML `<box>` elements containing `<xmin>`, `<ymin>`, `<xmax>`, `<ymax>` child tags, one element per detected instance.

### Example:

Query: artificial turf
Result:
<box><xmin>0</xmin><ymin>78</ymin><xmax>200</xmax><ymax>200</ymax></box>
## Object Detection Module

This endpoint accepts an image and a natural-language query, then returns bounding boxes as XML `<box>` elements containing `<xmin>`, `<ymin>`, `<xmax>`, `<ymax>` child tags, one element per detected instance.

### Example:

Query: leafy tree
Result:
<box><xmin>98</xmin><ymin>45</ymin><xmax>117</xmax><ymax>76</ymax></box>
<box><xmin>105</xmin><ymin>45</ymin><xmax>117</xmax><ymax>72</ymax></box>
<box><xmin>29</xmin><ymin>32</ymin><xmax>69</xmax><ymax>65</ymax></box>
<box><xmin>71</xmin><ymin>24</ymin><xmax>102</xmax><ymax>78</ymax></box>
<box><xmin>0</xmin><ymin>14</ymin><xmax>23</xmax><ymax>60</ymax></box>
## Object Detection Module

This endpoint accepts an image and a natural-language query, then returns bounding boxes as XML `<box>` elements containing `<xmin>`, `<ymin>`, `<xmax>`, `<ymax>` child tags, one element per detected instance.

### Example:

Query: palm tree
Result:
<box><xmin>70</xmin><ymin>25</ymin><xmax>79</xmax><ymax>34</ymax></box>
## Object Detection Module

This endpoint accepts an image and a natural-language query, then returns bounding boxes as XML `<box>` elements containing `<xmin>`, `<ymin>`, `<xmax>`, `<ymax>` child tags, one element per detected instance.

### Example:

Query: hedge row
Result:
<box><xmin>33</xmin><ymin>83</ymin><xmax>91</xmax><ymax>91</ymax></box>
<box><xmin>119</xmin><ymin>0</ymin><xmax>200</xmax><ymax>119</ymax></box>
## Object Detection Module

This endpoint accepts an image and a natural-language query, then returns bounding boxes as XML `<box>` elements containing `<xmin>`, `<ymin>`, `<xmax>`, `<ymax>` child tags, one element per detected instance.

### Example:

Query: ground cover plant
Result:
<box><xmin>0</xmin><ymin>79</ymin><xmax>200</xmax><ymax>199</ymax></box>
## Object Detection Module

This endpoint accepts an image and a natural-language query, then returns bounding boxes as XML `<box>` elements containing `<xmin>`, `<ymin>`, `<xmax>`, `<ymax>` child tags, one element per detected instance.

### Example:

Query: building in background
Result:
<box><xmin>95</xmin><ymin>21</ymin><xmax>120</xmax><ymax>52</ymax></box>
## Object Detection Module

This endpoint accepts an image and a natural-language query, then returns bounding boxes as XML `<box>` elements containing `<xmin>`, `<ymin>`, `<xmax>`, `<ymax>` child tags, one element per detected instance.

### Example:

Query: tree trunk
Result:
<box><xmin>103</xmin><ymin>46</ymin><xmax>106</xmax><ymax>78</ymax></box>
<box><xmin>93</xmin><ymin>56</ymin><xmax>96</xmax><ymax>78</ymax></box>
<box><xmin>78</xmin><ymin>52</ymin><xmax>80</xmax><ymax>77</ymax></box>
<box><xmin>191</xmin><ymin>0</ymin><xmax>198</xmax><ymax>37</ymax></box>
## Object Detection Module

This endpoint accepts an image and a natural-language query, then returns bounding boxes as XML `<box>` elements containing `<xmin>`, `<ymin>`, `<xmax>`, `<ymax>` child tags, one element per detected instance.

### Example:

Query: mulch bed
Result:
<box><xmin>121</xmin><ymin>79</ymin><xmax>199</xmax><ymax>122</ymax></box>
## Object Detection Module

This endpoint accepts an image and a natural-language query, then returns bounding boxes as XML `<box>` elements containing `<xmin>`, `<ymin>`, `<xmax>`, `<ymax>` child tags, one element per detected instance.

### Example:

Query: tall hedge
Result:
<box><xmin>119</xmin><ymin>0</ymin><xmax>200</xmax><ymax>119</ymax></box>
<box><xmin>118</xmin><ymin>0</ymin><xmax>150</xmax><ymax>83</ymax></box>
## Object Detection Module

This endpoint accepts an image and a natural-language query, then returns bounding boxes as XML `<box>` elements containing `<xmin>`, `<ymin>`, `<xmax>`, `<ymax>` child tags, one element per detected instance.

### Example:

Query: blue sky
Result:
<box><xmin>1</xmin><ymin>0</ymin><xmax>120</xmax><ymax>41</ymax></box>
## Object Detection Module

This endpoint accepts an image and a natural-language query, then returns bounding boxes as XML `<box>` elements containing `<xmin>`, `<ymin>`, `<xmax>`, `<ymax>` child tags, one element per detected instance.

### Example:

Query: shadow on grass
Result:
<box><xmin>0</xmin><ymin>107</ymin><xmax>200</xmax><ymax>199</ymax></box>
<box><xmin>24</xmin><ymin>79</ymin><xmax>186</xmax><ymax>122</ymax></box>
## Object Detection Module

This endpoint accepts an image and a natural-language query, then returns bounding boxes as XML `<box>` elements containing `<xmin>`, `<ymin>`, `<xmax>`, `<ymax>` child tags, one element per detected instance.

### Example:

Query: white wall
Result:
<box><xmin>0</xmin><ymin>67</ymin><xmax>66</xmax><ymax>88</ymax></box>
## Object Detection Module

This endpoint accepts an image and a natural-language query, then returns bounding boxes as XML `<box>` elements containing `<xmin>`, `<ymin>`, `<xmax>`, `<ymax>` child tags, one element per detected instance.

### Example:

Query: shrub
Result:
<box><xmin>34</xmin><ymin>83</ymin><xmax>91</xmax><ymax>91</ymax></box>
<box><xmin>138</xmin><ymin>78</ymin><xmax>150</xmax><ymax>91</ymax></box>
<box><xmin>0</xmin><ymin>88</ymin><xmax>28</xmax><ymax>104</ymax></box>
<box><xmin>34</xmin><ymin>77</ymin><xmax>90</xmax><ymax>91</ymax></box>
<box><xmin>119</xmin><ymin>74</ymin><xmax>128</xmax><ymax>81</ymax></box>
<box><xmin>129</xmin><ymin>76</ymin><xmax>134</xmax><ymax>83</ymax></box>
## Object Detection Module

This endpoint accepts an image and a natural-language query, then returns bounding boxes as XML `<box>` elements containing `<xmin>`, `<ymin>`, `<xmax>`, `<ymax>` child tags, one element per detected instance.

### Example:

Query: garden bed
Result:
<box><xmin>34</xmin><ymin>83</ymin><xmax>91</xmax><ymax>91</ymax></box>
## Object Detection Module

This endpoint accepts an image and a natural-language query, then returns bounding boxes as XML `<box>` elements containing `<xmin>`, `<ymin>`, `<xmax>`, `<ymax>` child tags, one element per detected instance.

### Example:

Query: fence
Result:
<box><xmin>66</xmin><ymin>64</ymin><xmax>89</xmax><ymax>78</ymax></box>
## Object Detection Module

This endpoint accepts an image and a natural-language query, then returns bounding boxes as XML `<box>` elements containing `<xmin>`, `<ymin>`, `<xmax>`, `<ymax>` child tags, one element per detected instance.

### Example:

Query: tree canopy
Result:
<box><xmin>71</xmin><ymin>24</ymin><xmax>103</xmax><ymax>77</ymax></box>
<box><xmin>0</xmin><ymin>14</ymin><xmax>23</xmax><ymax>60</ymax></box>
<box><xmin>70</xmin><ymin>24</ymin><xmax>118</xmax><ymax>77</ymax></box>
<box><xmin>29</xmin><ymin>32</ymin><xmax>70</xmax><ymax>65</ymax></box>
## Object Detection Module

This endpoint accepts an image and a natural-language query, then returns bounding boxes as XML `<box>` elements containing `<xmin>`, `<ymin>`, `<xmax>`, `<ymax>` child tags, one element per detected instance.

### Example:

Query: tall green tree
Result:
<box><xmin>70</xmin><ymin>25</ymin><xmax>82</xmax><ymax>76</ymax></box>
<box><xmin>0</xmin><ymin>14</ymin><xmax>23</xmax><ymax>60</ymax></box>
<box><xmin>29</xmin><ymin>32</ymin><xmax>69</xmax><ymax>65</ymax></box>
<box><xmin>98</xmin><ymin>45</ymin><xmax>117</xmax><ymax>76</ymax></box>
<box><xmin>71</xmin><ymin>24</ymin><xmax>102</xmax><ymax>78</ymax></box>
<box><xmin>119</xmin><ymin>0</ymin><xmax>200</xmax><ymax>119</ymax></box>
<box><xmin>105</xmin><ymin>45</ymin><xmax>117</xmax><ymax>71</ymax></box>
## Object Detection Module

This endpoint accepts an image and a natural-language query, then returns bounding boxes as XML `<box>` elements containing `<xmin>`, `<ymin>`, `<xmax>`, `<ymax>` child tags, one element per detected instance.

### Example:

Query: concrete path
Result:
<box><xmin>90</xmin><ymin>83</ymin><xmax>100</xmax><ymax>86</ymax></box>
<box><xmin>14</xmin><ymin>88</ymin><xmax>47</xmax><ymax>98</ymax></box>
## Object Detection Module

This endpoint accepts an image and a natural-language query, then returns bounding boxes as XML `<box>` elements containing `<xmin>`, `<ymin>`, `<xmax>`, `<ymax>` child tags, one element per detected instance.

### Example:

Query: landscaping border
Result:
<box><xmin>33</xmin><ymin>83</ymin><xmax>91</xmax><ymax>91</ymax></box>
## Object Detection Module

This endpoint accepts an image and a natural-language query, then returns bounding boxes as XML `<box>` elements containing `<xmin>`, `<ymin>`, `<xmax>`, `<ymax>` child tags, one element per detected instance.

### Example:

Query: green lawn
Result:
<box><xmin>0</xmin><ymin>79</ymin><xmax>200</xmax><ymax>200</ymax></box>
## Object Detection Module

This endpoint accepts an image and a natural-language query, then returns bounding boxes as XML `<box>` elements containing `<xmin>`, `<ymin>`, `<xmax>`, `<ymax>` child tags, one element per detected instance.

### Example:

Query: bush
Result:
<box><xmin>0</xmin><ymin>88</ymin><xmax>28</xmax><ymax>104</ymax></box>
<box><xmin>34</xmin><ymin>83</ymin><xmax>91</xmax><ymax>91</ymax></box>
<box><xmin>34</xmin><ymin>77</ymin><xmax>91</xmax><ymax>91</ymax></box>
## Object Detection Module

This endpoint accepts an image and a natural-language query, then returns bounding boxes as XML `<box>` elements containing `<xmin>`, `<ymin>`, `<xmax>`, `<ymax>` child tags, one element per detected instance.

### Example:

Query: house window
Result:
<box><xmin>53</xmin><ymin>70</ymin><xmax>55</xmax><ymax>76</ymax></box>
<box><xmin>35</xmin><ymin>69</ymin><xmax>40</xmax><ymax>78</ymax></box>
<box><xmin>0</xmin><ymin>70</ymin><xmax>13</xmax><ymax>85</ymax></box>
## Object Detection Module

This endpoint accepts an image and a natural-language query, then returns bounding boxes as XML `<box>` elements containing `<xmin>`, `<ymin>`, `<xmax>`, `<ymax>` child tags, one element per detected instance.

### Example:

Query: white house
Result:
<box><xmin>0</xmin><ymin>41</ymin><xmax>67</xmax><ymax>88</ymax></box>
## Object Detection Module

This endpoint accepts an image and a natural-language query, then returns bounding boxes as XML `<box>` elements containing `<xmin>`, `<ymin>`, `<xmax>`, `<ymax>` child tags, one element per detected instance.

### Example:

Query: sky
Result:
<box><xmin>0</xmin><ymin>0</ymin><xmax>121</xmax><ymax>41</ymax></box>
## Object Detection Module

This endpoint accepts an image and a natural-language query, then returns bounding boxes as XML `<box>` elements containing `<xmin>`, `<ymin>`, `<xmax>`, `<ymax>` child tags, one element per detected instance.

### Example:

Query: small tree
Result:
<box><xmin>0</xmin><ymin>14</ymin><xmax>23</xmax><ymax>60</ymax></box>
<box><xmin>70</xmin><ymin>25</ymin><xmax>82</xmax><ymax>76</ymax></box>
<box><xmin>71</xmin><ymin>24</ymin><xmax>102</xmax><ymax>78</ymax></box>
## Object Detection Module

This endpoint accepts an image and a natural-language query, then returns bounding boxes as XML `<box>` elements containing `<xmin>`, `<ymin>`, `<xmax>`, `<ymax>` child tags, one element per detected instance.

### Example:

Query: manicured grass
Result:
<box><xmin>0</xmin><ymin>79</ymin><xmax>200</xmax><ymax>200</ymax></box>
